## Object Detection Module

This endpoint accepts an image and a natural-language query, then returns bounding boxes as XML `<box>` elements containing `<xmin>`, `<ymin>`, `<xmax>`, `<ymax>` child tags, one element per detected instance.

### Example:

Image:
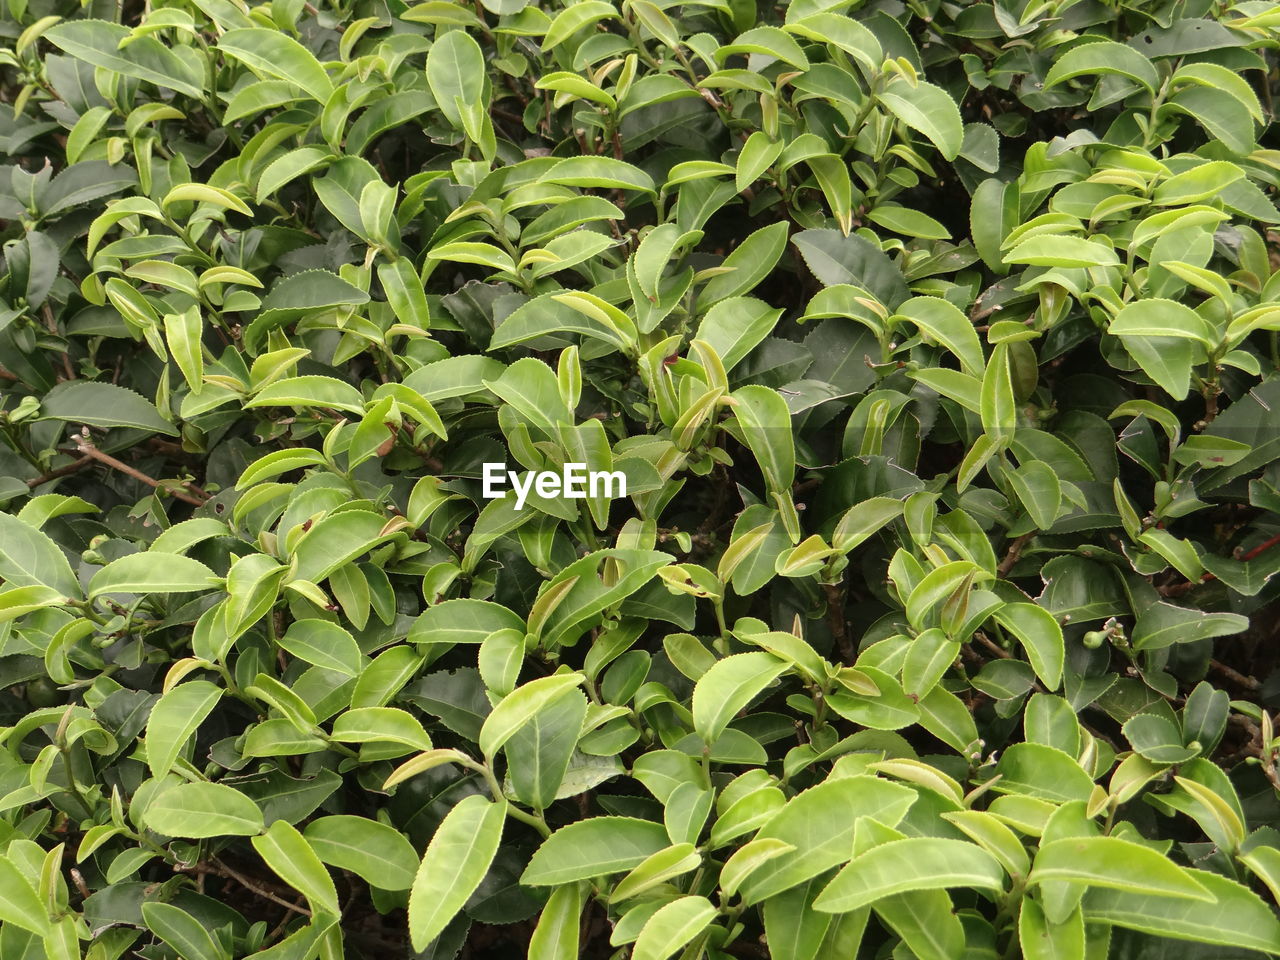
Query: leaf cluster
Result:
<box><xmin>0</xmin><ymin>0</ymin><xmax>1279</xmax><ymax>958</ymax></box>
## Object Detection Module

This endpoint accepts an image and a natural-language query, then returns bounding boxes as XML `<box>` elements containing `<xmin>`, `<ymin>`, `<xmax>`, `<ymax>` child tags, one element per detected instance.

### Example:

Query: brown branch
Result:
<box><xmin>70</xmin><ymin>439</ymin><xmax>208</xmax><ymax>507</ymax></box>
<box><xmin>997</xmin><ymin>533</ymin><xmax>1034</xmax><ymax>578</ymax></box>
<box><xmin>823</xmin><ymin>581</ymin><xmax>855</xmax><ymax>664</ymax></box>
<box><xmin>42</xmin><ymin>303</ymin><xmax>75</xmax><ymax>382</ymax></box>
<box><xmin>209</xmin><ymin>859</ymin><xmax>312</xmax><ymax>917</ymax></box>
<box><xmin>1161</xmin><ymin>531</ymin><xmax>1280</xmax><ymax>597</ymax></box>
<box><xmin>1210</xmin><ymin>658</ymin><xmax>1260</xmax><ymax>692</ymax></box>
<box><xmin>974</xmin><ymin>632</ymin><xmax>1011</xmax><ymax>660</ymax></box>
<box><xmin>27</xmin><ymin>456</ymin><xmax>92</xmax><ymax>488</ymax></box>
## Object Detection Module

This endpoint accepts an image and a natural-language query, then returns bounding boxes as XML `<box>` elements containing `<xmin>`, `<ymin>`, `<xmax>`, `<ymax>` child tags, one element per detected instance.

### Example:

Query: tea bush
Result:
<box><xmin>1</xmin><ymin>0</ymin><xmax>1280</xmax><ymax>956</ymax></box>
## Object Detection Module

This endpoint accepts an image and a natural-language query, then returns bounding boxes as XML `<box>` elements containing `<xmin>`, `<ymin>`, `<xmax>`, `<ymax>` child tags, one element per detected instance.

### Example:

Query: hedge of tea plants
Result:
<box><xmin>1</xmin><ymin>0</ymin><xmax>1280</xmax><ymax>957</ymax></box>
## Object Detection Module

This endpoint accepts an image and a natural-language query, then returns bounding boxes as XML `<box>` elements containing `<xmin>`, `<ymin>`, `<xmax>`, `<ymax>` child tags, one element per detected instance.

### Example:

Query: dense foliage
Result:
<box><xmin>1</xmin><ymin>0</ymin><xmax>1280</xmax><ymax>957</ymax></box>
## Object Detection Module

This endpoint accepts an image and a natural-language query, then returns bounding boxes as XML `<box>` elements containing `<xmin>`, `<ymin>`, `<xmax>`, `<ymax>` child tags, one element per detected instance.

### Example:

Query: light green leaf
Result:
<box><xmin>146</xmin><ymin>680</ymin><xmax>222</xmax><ymax>778</ymax></box>
<box><xmin>479</xmin><ymin>673</ymin><xmax>585</xmax><ymax>759</ymax></box>
<box><xmin>878</xmin><ymin>76</ymin><xmax>963</xmax><ymax>160</ymax></box>
<box><xmin>1030</xmin><ymin>837</ymin><xmax>1212</xmax><ymax>900</ymax></box>
<box><xmin>410</xmin><ymin>598</ymin><xmax>527</xmax><ymax>645</ymax></box>
<box><xmin>1082</xmin><ymin>868</ymin><xmax>1280</xmax><ymax>953</ymax></box>
<box><xmin>522</xmin><ymin>817</ymin><xmax>671</xmax><ymax>885</ymax></box>
<box><xmin>1044</xmin><ymin>40</ymin><xmax>1159</xmax><ymax>93</ymax></box>
<box><xmin>692</xmin><ymin>651</ymin><xmax>787</xmax><ymax>745</ymax></box>
<box><xmin>252</xmin><ymin>819</ymin><xmax>340</xmax><ymax>915</ymax></box>
<box><xmin>304</xmin><ymin>815</ymin><xmax>419</xmax><ymax>892</ymax></box>
<box><xmin>89</xmin><ymin>553</ymin><xmax>216</xmax><ymax>597</ymax></box>
<box><xmin>219</xmin><ymin>28</ymin><xmax>334</xmax><ymax>103</ymax></box>
<box><xmin>814</xmin><ymin>838</ymin><xmax>1005</xmax><ymax>912</ymax></box>
<box><xmin>0</xmin><ymin>513</ymin><xmax>80</xmax><ymax>597</ymax></box>
<box><xmin>144</xmin><ymin>782</ymin><xmax>265</xmax><ymax>838</ymax></box>
<box><xmin>632</xmin><ymin>896</ymin><xmax>717</xmax><ymax>960</ymax></box>
<box><xmin>408</xmin><ymin>794</ymin><xmax>506</xmax><ymax>950</ymax></box>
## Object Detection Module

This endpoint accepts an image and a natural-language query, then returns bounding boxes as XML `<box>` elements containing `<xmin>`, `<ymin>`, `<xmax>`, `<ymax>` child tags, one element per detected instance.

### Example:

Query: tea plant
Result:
<box><xmin>0</xmin><ymin>0</ymin><xmax>1279</xmax><ymax>957</ymax></box>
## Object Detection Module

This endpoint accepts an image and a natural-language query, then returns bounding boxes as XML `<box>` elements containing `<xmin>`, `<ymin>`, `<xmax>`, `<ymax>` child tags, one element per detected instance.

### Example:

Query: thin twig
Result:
<box><xmin>27</xmin><ymin>456</ymin><xmax>92</xmax><ymax>487</ymax></box>
<box><xmin>1161</xmin><ymin>531</ymin><xmax>1280</xmax><ymax>596</ymax></box>
<box><xmin>823</xmin><ymin>581</ymin><xmax>855</xmax><ymax>664</ymax></box>
<box><xmin>42</xmin><ymin>303</ymin><xmax>75</xmax><ymax>382</ymax></box>
<box><xmin>974</xmin><ymin>632</ymin><xmax>1011</xmax><ymax>660</ymax></box>
<box><xmin>997</xmin><ymin>533</ymin><xmax>1034</xmax><ymax>578</ymax></box>
<box><xmin>266</xmin><ymin>895</ymin><xmax>309</xmax><ymax>942</ymax></box>
<box><xmin>71</xmin><ymin>439</ymin><xmax>208</xmax><ymax>507</ymax></box>
<box><xmin>1210</xmin><ymin>658</ymin><xmax>1260</xmax><ymax>692</ymax></box>
<box><xmin>211</xmin><ymin>859</ymin><xmax>313</xmax><ymax>917</ymax></box>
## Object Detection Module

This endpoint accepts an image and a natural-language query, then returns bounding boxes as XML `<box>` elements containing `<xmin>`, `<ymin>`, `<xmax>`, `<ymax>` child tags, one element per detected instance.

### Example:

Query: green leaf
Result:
<box><xmin>632</xmin><ymin>896</ymin><xmax>717</xmax><ymax>960</ymax></box>
<box><xmin>246</xmin><ymin>375</ymin><xmax>366</xmax><ymax>415</ymax></box>
<box><xmin>528</xmin><ymin>882</ymin><xmax>584</xmax><ymax>960</ymax></box>
<box><xmin>256</xmin><ymin>146</ymin><xmax>333</xmax><ymax>202</ymax></box>
<box><xmin>331</xmin><ymin>707</ymin><xmax>433</xmax><ymax>751</ymax></box>
<box><xmin>146</xmin><ymin>680</ymin><xmax>222</xmax><ymax>778</ymax></box>
<box><xmin>244</xmin><ymin>269</ymin><xmax>370</xmax><ymax>353</ymax></box>
<box><xmin>290</xmin><ymin>510</ymin><xmax>397</xmax><ymax>584</ymax></box>
<box><xmin>1007</xmin><ymin>461</ymin><xmax>1062</xmax><ymax>530</ymax></box>
<box><xmin>700</xmin><ymin>222</ymin><xmax>789</xmax><ymax>307</ymax></box>
<box><xmin>1030</xmin><ymin>837</ymin><xmax>1211</xmax><ymax>900</ymax></box>
<box><xmin>1043</xmin><ymin>40</ymin><xmax>1159</xmax><ymax>93</ymax></box>
<box><xmin>144</xmin><ymin>782</ymin><xmax>265</xmax><ymax>838</ymax></box>
<box><xmin>902</xmin><ymin>628</ymin><xmax>958</xmax><ymax>698</ymax></box>
<box><xmin>814</xmin><ymin>838</ymin><xmax>1005</xmax><ymax>912</ymax></box>
<box><xmin>541</xmin><ymin>0</ymin><xmax>618</xmax><ymax>48</ymax></box>
<box><xmin>731</xmin><ymin>385</ymin><xmax>795</xmax><ymax>496</ymax></box>
<box><xmin>540</xmin><ymin>157</ymin><xmax>656</xmax><ymax>193</ymax></box>
<box><xmin>1166</xmin><ymin>84</ymin><xmax>1258</xmax><ymax>154</ymax></box>
<box><xmin>507</xmin><ymin>689</ymin><xmax>590</xmax><ymax>810</ymax></box>
<box><xmin>478</xmin><ymin>672</ymin><xmax>585</xmax><ymax>759</ymax></box>
<box><xmin>426</xmin><ymin>28</ymin><xmax>486</xmax><ymax>127</ymax></box>
<box><xmin>1082</xmin><ymin>868</ymin><xmax>1280</xmax><ymax>953</ymax></box>
<box><xmin>219</xmin><ymin>28</ymin><xmax>334</xmax><ymax>103</ymax></box>
<box><xmin>0</xmin><ymin>856</ymin><xmax>50</xmax><ymax>935</ymax></box>
<box><xmin>1018</xmin><ymin>898</ymin><xmax>1084</xmax><ymax>960</ymax></box>
<box><xmin>1109</xmin><ymin>298</ymin><xmax>1214</xmax><ymax>346</ymax></box>
<box><xmin>1152</xmin><ymin>162</ymin><xmax>1244</xmax><ymax>206</ymax></box>
<box><xmin>401</xmin><ymin>355</ymin><xmax>506</xmax><ymax>402</ymax></box>
<box><xmin>717</xmin><ymin>26</ymin><xmax>809</xmax><ymax>69</ymax></box>
<box><xmin>45</xmin><ymin>21</ymin><xmax>202</xmax><ymax>99</ymax></box>
<box><xmin>994</xmin><ymin>743</ymin><xmax>1094</xmax><ymax>803</ymax></box>
<box><xmin>736</xmin><ymin>776</ymin><xmax>917</xmax><ymax>904</ymax></box>
<box><xmin>878</xmin><ymin>76</ymin><xmax>963</xmax><ymax>160</ymax></box>
<box><xmin>410</xmin><ymin>598</ymin><xmax>527</xmax><ymax>645</ymax></box>
<box><xmin>89</xmin><ymin>552</ymin><xmax>216</xmax><ymax>597</ymax></box>
<box><xmin>894</xmin><ymin>296</ymin><xmax>984</xmax><ymax>377</ymax></box>
<box><xmin>490</xmin><ymin>294</ymin><xmax>635</xmax><ymax>355</ymax></box>
<box><xmin>277</xmin><ymin>619</ymin><xmax>364</xmax><ymax>676</ymax></box>
<box><xmin>378</xmin><ymin>257</ymin><xmax>432</xmax><ymax>329</ymax></box>
<box><xmin>522</xmin><ymin>817</ymin><xmax>671</xmax><ymax>885</ymax></box>
<box><xmin>1005</xmin><ymin>235</ymin><xmax>1119</xmax><ymax>268</ymax></box>
<box><xmin>992</xmin><ymin>603</ymin><xmax>1064</xmax><ymax>690</ymax></box>
<box><xmin>38</xmin><ymin>380</ymin><xmax>178</xmax><ymax>436</ymax></box>
<box><xmin>696</xmin><ymin>298</ymin><xmax>783</xmax><ymax>372</ymax></box>
<box><xmin>792</xmin><ymin>229</ymin><xmax>910</xmax><ymax>309</ymax></box>
<box><xmin>0</xmin><ymin>513</ymin><xmax>81</xmax><ymax>597</ymax></box>
<box><xmin>408</xmin><ymin>794</ymin><xmax>506</xmax><ymax>950</ymax></box>
<box><xmin>252</xmin><ymin>819</ymin><xmax>340</xmax><ymax>915</ymax></box>
<box><xmin>1131</xmin><ymin>602</ymin><xmax>1247</xmax><ymax>651</ymax></box>
<box><xmin>141</xmin><ymin>902</ymin><xmax>228</xmax><ymax>960</ymax></box>
<box><xmin>866</xmin><ymin>205</ymin><xmax>950</xmax><ymax>240</ymax></box>
<box><xmin>304</xmin><ymin>816</ymin><xmax>419</xmax><ymax>892</ymax></box>
<box><xmin>691</xmin><ymin>652</ymin><xmax>788</xmax><ymax>745</ymax></box>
